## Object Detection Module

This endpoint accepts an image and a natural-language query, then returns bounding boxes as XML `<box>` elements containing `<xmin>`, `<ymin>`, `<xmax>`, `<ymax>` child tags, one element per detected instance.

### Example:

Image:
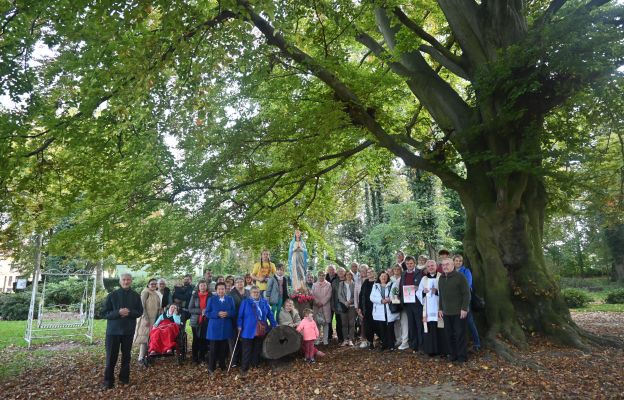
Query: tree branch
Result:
<box><xmin>319</xmin><ymin>140</ymin><xmax>374</xmax><ymax>161</ymax></box>
<box><xmin>237</xmin><ymin>0</ymin><xmax>467</xmax><ymax>193</ymax></box>
<box><xmin>418</xmin><ymin>45</ymin><xmax>469</xmax><ymax>79</ymax></box>
<box><xmin>356</xmin><ymin>28</ymin><xmax>472</xmax><ymax>145</ymax></box>
<box><xmin>296</xmin><ymin>176</ymin><xmax>319</xmax><ymax>220</ymax></box>
<box><xmin>393</xmin><ymin>7</ymin><xmax>464</xmax><ymax>68</ymax></box>
<box><xmin>23</xmin><ymin>137</ymin><xmax>54</xmax><ymax>157</ymax></box>
<box><xmin>405</xmin><ymin>104</ymin><xmax>423</xmax><ymax>136</ymax></box>
<box><xmin>534</xmin><ymin>0</ymin><xmax>568</xmax><ymax>26</ymax></box>
<box><xmin>436</xmin><ymin>0</ymin><xmax>489</xmax><ymax>66</ymax></box>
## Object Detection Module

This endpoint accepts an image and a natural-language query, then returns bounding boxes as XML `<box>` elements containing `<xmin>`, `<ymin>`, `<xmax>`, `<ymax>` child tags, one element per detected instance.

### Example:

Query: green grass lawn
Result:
<box><xmin>0</xmin><ymin>319</ymin><xmax>195</xmax><ymax>381</ymax></box>
<box><xmin>0</xmin><ymin>320</ymin><xmax>108</xmax><ymax>351</ymax></box>
<box><xmin>575</xmin><ymin>303</ymin><xmax>624</xmax><ymax>312</ymax></box>
<box><xmin>559</xmin><ymin>276</ymin><xmax>624</xmax><ymax>312</ymax></box>
<box><xmin>0</xmin><ymin>320</ymin><xmax>108</xmax><ymax>381</ymax></box>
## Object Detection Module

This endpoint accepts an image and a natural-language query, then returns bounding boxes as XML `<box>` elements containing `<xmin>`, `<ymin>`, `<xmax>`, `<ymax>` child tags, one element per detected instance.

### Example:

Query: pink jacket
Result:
<box><xmin>296</xmin><ymin>318</ymin><xmax>320</xmax><ymax>341</ymax></box>
<box><xmin>312</xmin><ymin>281</ymin><xmax>332</xmax><ymax>322</ymax></box>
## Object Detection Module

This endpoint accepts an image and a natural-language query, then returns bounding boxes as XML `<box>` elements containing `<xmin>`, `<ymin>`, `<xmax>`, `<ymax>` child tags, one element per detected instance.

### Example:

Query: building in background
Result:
<box><xmin>0</xmin><ymin>254</ymin><xmax>19</xmax><ymax>293</ymax></box>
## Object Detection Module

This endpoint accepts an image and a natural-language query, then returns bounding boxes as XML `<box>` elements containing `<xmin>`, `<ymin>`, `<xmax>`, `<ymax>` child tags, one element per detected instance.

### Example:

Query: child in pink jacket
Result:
<box><xmin>296</xmin><ymin>308</ymin><xmax>324</xmax><ymax>362</ymax></box>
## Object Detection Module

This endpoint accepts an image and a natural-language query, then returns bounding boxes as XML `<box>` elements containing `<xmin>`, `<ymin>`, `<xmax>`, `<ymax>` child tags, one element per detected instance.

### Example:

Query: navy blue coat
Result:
<box><xmin>237</xmin><ymin>297</ymin><xmax>277</xmax><ymax>340</ymax></box>
<box><xmin>204</xmin><ymin>295</ymin><xmax>236</xmax><ymax>341</ymax></box>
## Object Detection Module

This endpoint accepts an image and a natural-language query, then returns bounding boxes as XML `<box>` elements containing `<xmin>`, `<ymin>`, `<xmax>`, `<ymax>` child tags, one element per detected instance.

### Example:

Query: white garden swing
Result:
<box><xmin>24</xmin><ymin>264</ymin><xmax>97</xmax><ymax>347</ymax></box>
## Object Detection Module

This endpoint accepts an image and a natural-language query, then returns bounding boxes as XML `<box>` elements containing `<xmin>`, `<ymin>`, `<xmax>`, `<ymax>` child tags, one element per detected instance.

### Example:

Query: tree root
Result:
<box><xmin>484</xmin><ymin>336</ymin><xmax>543</xmax><ymax>370</ymax></box>
<box><xmin>577</xmin><ymin>326</ymin><xmax>623</xmax><ymax>349</ymax></box>
<box><xmin>484</xmin><ymin>317</ymin><xmax>623</xmax><ymax>370</ymax></box>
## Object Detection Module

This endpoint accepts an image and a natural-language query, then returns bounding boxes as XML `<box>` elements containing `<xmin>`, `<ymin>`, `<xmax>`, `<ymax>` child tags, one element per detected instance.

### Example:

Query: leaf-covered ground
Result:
<box><xmin>1</xmin><ymin>312</ymin><xmax>623</xmax><ymax>399</ymax></box>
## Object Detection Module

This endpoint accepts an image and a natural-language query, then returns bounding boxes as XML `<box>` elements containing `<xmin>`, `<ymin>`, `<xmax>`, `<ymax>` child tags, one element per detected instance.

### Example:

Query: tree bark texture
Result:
<box><xmin>606</xmin><ymin>224</ymin><xmax>624</xmax><ymax>283</ymax></box>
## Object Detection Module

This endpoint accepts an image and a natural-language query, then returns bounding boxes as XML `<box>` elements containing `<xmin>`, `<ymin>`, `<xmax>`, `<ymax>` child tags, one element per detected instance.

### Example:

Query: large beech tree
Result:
<box><xmin>2</xmin><ymin>0</ymin><xmax>623</xmax><ymax>353</ymax></box>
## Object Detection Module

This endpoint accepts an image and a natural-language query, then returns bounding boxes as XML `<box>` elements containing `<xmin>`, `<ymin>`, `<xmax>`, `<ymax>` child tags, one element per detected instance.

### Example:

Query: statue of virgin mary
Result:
<box><xmin>288</xmin><ymin>229</ymin><xmax>308</xmax><ymax>293</ymax></box>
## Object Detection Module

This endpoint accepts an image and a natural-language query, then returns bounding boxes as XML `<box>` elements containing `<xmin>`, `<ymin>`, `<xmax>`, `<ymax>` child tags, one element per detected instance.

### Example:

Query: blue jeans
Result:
<box><xmin>466</xmin><ymin>311</ymin><xmax>481</xmax><ymax>348</ymax></box>
<box><xmin>271</xmin><ymin>298</ymin><xmax>283</xmax><ymax>322</ymax></box>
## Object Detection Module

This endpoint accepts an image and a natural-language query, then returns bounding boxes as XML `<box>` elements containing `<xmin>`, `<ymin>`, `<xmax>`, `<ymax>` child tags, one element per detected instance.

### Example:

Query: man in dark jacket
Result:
<box><xmin>173</xmin><ymin>274</ymin><xmax>194</xmax><ymax>308</ymax></box>
<box><xmin>330</xmin><ymin>267</ymin><xmax>346</xmax><ymax>343</ymax></box>
<box><xmin>102</xmin><ymin>273</ymin><xmax>143</xmax><ymax>389</ymax></box>
<box><xmin>325</xmin><ymin>265</ymin><xmax>338</xmax><ymax>341</ymax></box>
<box><xmin>438</xmin><ymin>258</ymin><xmax>471</xmax><ymax>362</ymax></box>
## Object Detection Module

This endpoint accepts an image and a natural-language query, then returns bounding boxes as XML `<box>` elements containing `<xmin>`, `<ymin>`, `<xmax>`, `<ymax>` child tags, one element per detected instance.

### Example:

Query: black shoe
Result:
<box><xmin>119</xmin><ymin>380</ymin><xmax>130</xmax><ymax>386</ymax></box>
<box><xmin>207</xmin><ymin>368</ymin><xmax>215</xmax><ymax>375</ymax></box>
<box><xmin>101</xmin><ymin>383</ymin><xmax>113</xmax><ymax>390</ymax></box>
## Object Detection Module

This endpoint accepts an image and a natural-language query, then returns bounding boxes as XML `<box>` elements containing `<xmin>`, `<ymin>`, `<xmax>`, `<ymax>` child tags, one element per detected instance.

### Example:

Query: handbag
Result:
<box><xmin>255</xmin><ymin>320</ymin><xmax>268</xmax><ymax>337</ymax></box>
<box><xmin>253</xmin><ymin>303</ymin><xmax>268</xmax><ymax>337</ymax></box>
<box><xmin>389</xmin><ymin>302</ymin><xmax>402</xmax><ymax>314</ymax></box>
<box><xmin>470</xmin><ymin>290</ymin><xmax>485</xmax><ymax>311</ymax></box>
<box><xmin>336</xmin><ymin>301</ymin><xmax>348</xmax><ymax>314</ymax></box>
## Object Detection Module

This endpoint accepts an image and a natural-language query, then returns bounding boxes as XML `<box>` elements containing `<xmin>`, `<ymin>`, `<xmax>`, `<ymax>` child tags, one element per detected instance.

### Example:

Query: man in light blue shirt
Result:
<box><xmin>454</xmin><ymin>255</ymin><xmax>481</xmax><ymax>351</ymax></box>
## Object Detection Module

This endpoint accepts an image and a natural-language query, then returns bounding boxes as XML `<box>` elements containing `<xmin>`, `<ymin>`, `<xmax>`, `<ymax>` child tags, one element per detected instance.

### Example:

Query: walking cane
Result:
<box><xmin>227</xmin><ymin>330</ymin><xmax>241</xmax><ymax>373</ymax></box>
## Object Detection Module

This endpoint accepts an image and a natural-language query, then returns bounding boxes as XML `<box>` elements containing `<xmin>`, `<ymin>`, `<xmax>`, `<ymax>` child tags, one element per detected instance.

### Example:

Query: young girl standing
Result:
<box><xmin>297</xmin><ymin>308</ymin><xmax>325</xmax><ymax>362</ymax></box>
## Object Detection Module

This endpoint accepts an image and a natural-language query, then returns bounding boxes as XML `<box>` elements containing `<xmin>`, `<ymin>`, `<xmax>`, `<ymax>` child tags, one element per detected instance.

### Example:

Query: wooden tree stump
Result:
<box><xmin>262</xmin><ymin>325</ymin><xmax>302</xmax><ymax>360</ymax></box>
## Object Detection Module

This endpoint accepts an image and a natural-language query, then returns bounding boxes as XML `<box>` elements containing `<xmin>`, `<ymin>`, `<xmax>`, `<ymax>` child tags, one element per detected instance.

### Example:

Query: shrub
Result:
<box><xmin>44</xmin><ymin>277</ymin><xmax>89</xmax><ymax>306</ymax></box>
<box><xmin>605</xmin><ymin>289</ymin><xmax>624</xmax><ymax>304</ymax></box>
<box><xmin>131</xmin><ymin>277</ymin><xmax>150</xmax><ymax>293</ymax></box>
<box><xmin>102</xmin><ymin>276</ymin><xmax>151</xmax><ymax>293</ymax></box>
<box><xmin>561</xmin><ymin>288</ymin><xmax>592</xmax><ymax>308</ymax></box>
<box><xmin>103</xmin><ymin>278</ymin><xmax>119</xmax><ymax>292</ymax></box>
<box><xmin>93</xmin><ymin>290</ymin><xmax>109</xmax><ymax>320</ymax></box>
<box><xmin>0</xmin><ymin>291</ymin><xmax>32</xmax><ymax>320</ymax></box>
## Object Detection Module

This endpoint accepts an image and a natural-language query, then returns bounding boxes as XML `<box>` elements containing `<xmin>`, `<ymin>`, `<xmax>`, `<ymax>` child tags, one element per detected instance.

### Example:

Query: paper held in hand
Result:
<box><xmin>403</xmin><ymin>285</ymin><xmax>416</xmax><ymax>303</ymax></box>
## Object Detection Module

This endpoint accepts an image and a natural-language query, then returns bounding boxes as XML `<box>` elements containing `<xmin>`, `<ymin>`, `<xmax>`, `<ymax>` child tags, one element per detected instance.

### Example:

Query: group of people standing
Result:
<box><xmin>311</xmin><ymin>250</ymin><xmax>480</xmax><ymax>364</ymax></box>
<box><xmin>101</xmin><ymin>240</ymin><xmax>482</xmax><ymax>390</ymax></box>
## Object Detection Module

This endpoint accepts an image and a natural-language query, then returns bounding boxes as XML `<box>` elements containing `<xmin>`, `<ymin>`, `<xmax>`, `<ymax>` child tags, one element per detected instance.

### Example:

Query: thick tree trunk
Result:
<box><xmin>461</xmin><ymin>175</ymin><xmax>616</xmax><ymax>354</ymax></box>
<box><xmin>95</xmin><ymin>259</ymin><xmax>105</xmax><ymax>290</ymax></box>
<box><xmin>605</xmin><ymin>224</ymin><xmax>624</xmax><ymax>283</ymax></box>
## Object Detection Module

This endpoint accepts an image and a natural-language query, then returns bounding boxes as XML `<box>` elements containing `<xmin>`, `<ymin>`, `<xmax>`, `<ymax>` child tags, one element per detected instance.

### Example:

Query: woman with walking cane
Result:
<box><xmin>237</xmin><ymin>286</ymin><xmax>277</xmax><ymax>378</ymax></box>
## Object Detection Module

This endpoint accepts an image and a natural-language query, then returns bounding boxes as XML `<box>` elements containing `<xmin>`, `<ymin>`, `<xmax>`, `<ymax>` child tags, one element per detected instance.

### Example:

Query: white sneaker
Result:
<box><xmin>348</xmin><ymin>340</ymin><xmax>354</xmax><ymax>346</ymax></box>
<box><xmin>340</xmin><ymin>341</ymin><xmax>348</xmax><ymax>347</ymax></box>
<box><xmin>398</xmin><ymin>343</ymin><xmax>409</xmax><ymax>350</ymax></box>
<box><xmin>359</xmin><ymin>341</ymin><xmax>369</xmax><ymax>349</ymax></box>
<box><xmin>323</xmin><ymin>340</ymin><xmax>329</xmax><ymax>346</ymax></box>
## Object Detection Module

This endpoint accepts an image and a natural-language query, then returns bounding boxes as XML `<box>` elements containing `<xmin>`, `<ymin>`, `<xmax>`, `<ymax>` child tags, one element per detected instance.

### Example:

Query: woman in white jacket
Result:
<box><xmin>370</xmin><ymin>271</ymin><xmax>400</xmax><ymax>351</ymax></box>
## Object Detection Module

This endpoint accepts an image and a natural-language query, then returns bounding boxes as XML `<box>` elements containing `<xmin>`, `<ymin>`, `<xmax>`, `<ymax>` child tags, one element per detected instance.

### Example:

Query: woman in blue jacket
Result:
<box><xmin>237</xmin><ymin>285</ymin><xmax>277</xmax><ymax>376</ymax></box>
<box><xmin>205</xmin><ymin>282</ymin><xmax>235</xmax><ymax>373</ymax></box>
